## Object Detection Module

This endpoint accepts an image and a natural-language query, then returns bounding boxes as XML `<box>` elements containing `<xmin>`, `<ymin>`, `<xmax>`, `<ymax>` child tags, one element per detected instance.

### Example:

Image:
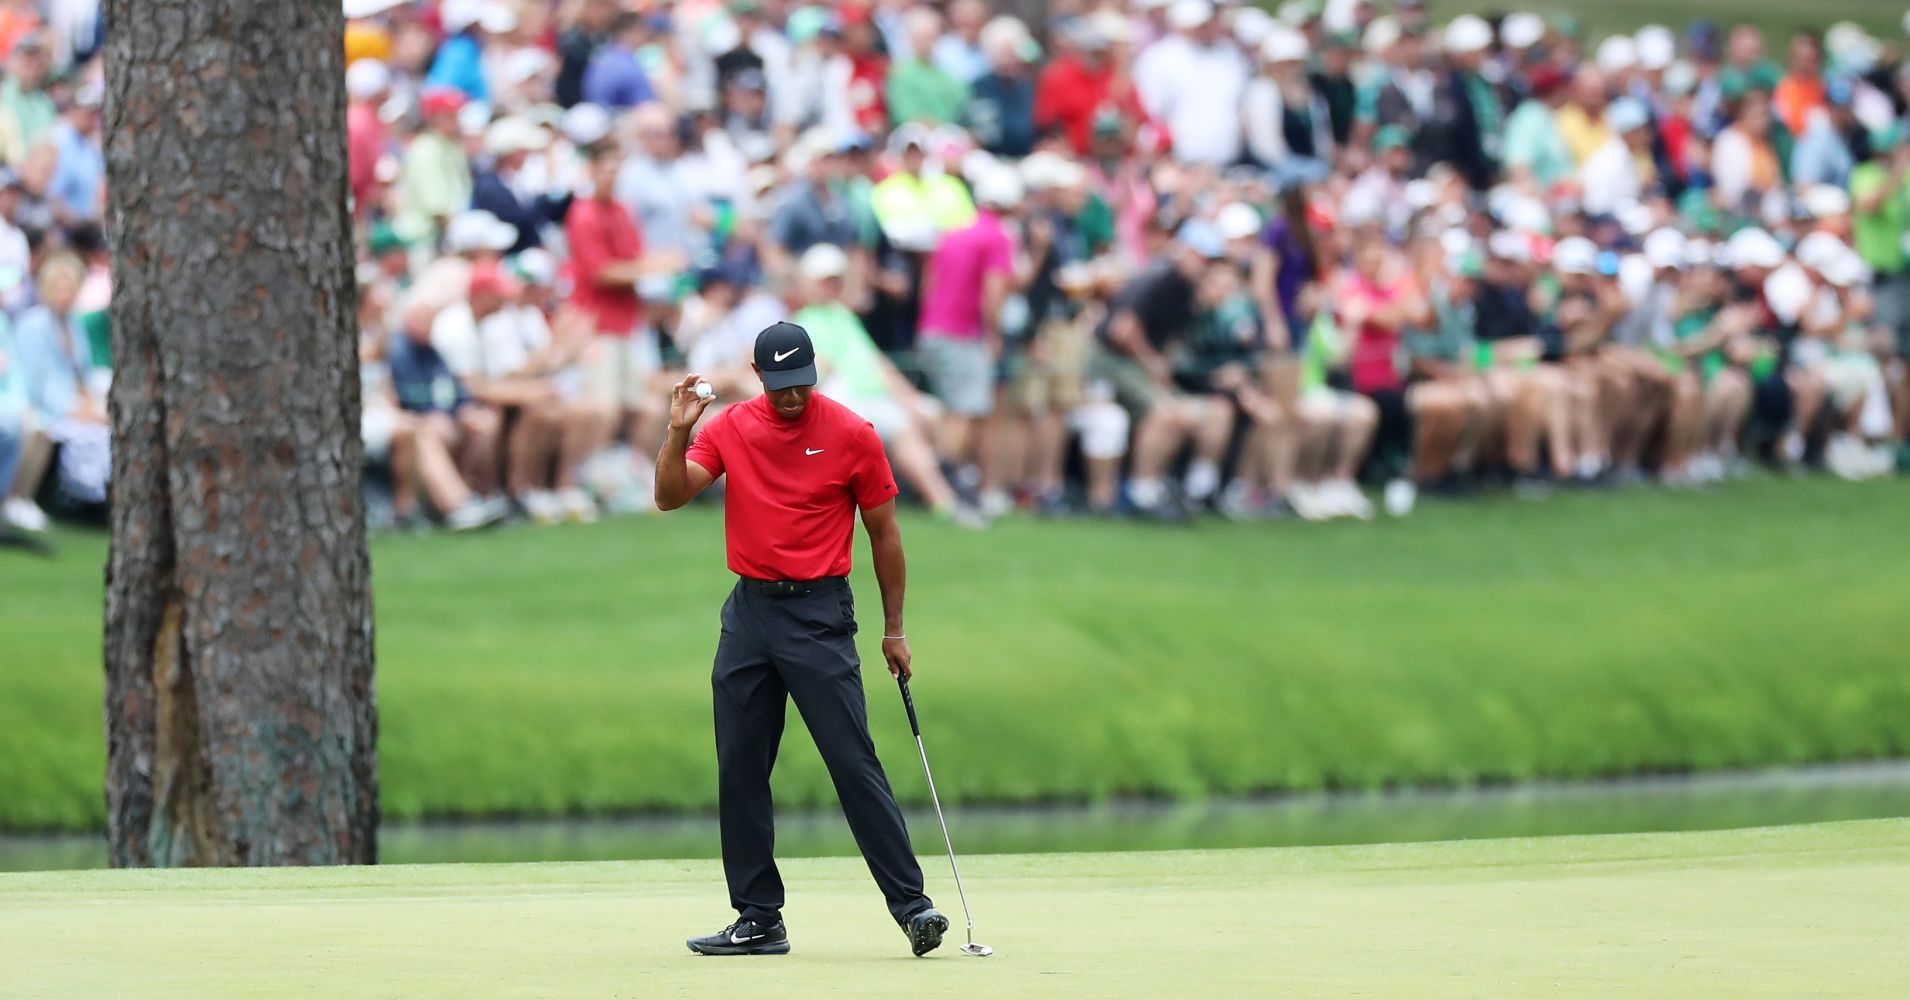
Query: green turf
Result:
<box><xmin>3</xmin><ymin>476</ymin><xmax>1909</xmax><ymax>833</ymax></box>
<box><xmin>1</xmin><ymin>819</ymin><xmax>1905</xmax><ymax>998</ymax></box>
<box><xmin>1424</xmin><ymin>1</ymin><xmax>1900</xmax><ymax>42</ymax></box>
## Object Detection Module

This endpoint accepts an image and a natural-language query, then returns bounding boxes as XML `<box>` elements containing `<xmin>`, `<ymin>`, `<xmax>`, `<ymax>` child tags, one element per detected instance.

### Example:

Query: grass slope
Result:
<box><xmin>1425</xmin><ymin>1</ymin><xmax>1901</xmax><ymax>41</ymax></box>
<box><xmin>3</xmin><ymin>477</ymin><xmax>1909</xmax><ymax>832</ymax></box>
<box><xmin>1</xmin><ymin>819</ymin><xmax>1906</xmax><ymax>998</ymax></box>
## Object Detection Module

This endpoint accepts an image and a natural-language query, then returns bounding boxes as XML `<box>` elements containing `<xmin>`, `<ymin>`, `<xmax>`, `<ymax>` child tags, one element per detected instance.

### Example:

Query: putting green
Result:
<box><xmin>3</xmin><ymin>820</ymin><xmax>1905</xmax><ymax>998</ymax></box>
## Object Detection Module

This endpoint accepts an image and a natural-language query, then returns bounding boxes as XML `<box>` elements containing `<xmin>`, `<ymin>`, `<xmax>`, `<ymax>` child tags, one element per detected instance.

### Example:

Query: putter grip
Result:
<box><xmin>897</xmin><ymin>677</ymin><xmax>922</xmax><ymax>737</ymax></box>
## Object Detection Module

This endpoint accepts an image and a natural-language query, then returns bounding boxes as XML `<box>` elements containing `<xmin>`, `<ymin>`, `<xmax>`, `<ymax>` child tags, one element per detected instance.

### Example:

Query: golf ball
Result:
<box><xmin>694</xmin><ymin>381</ymin><xmax>714</xmax><ymax>400</ymax></box>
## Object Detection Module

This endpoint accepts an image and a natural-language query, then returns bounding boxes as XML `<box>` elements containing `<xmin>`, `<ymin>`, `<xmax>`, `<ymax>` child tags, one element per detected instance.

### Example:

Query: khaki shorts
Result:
<box><xmin>1088</xmin><ymin>343</ymin><xmax>1170</xmax><ymax>414</ymax></box>
<box><xmin>1010</xmin><ymin>318</ymin><xmax>1090</xmax><ymax>415</ymax></box>
<box><xmin>581</xmin><ymin>334</ymin><xmax>661</xmax><ymax>409</ymax></box>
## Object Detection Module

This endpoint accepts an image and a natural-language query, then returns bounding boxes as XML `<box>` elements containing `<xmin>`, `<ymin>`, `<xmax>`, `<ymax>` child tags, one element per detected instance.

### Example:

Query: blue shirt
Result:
<box><xmin>49</xmin><ymin>122</ymin><xmax>103</xmax><ymax>222</ymax></box>
<box><xmin>1790</xmin><ymin>115</ymin><xmax>1855</xmax><ymax>189</ymax></box>
<box><xmin>13</xmin><ymin>306</ymin><xmax>93</xmax><ymax>423</ymax></box>
<box><xmin>964</xmin><ymin>72</ymin><xmax>1036</xmax><ymax>157</ymax></box>
<box><xmin>387</xmin><ymin>335</ymin><xmax>471</xmax><ymax>414</ymax></box>
<box><xmin>581</xmin><ymin>45</ymin><xmax>656</xmax><ymax>110</ymax></box>
<box><xmin>426</xmin><ymin>34</ymin><xmax>489</xmax><ymax>103</ymax></box>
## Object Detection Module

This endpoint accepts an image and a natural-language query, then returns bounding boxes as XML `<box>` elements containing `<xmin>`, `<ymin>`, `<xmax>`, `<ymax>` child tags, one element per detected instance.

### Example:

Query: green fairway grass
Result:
<box><xmin>3</xmin><ymin>476</ymin><xmax>1909</xmax><ymax>833</ymax></box>
<box><xmin>1424</xmin><ymin>0</ymin><xmax>1904</xmax><ymax>41</ymax></box>
<box><xmin>1</xmin><ymin>819</ymin><xmax>1905</xmax><ymax>998</ymax></box>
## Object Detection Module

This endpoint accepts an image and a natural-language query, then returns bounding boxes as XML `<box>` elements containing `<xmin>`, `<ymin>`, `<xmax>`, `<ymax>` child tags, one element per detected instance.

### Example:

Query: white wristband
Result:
<box><xmin>883</xmin><ymin>634</ymin><xmax>905</xmax><ymax>640</ymax></box>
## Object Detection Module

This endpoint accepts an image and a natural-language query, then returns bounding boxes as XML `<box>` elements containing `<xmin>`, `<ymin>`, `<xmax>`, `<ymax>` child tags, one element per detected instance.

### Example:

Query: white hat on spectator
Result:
<box><xmin>446</xmin><ymin>210</ymin><xmax>517</xmax><ymax>253</ymax></box>
<box><xmin>1277</xmin><ymin>1</ymin><xmax>1313</xmax><ymax>27</ymax></box>
<box><xmin>980</xmin><ymin>16</ymin><xmax>1032</xmax><ymax>56</ymax></box>
<box><xmin>1801</xmin><ymin>184</ymin><xmax>1852</xmax><ymax>219</ymax></box>
<box><xmin>1634</xmin><ymin>25</ymin><xmax>1675</xmax><ymax>72</ymax></box>
<box><xmin>1795</xmin><ymin>232</ymin><xmax>1849</xmax><ymax>273</ymax></box>
<box><xmin>485</xmin><ymin>116</ymin><xmax>548</xmax><ymax>157</ymax></box>
<box><xmin>562</xmin><ymin>103</ymin><xmax>612</xmax><ymax>146</ymax></box>
<box><xmin>1616</xmin><ymin>200</ymin><xmax>1656</xmax><ymax>237</ymax></box>
<box><xmin>1825</xmin><ymin>23</ymin><xmax>1878</xmax><ymax>69</ymax></box>
<box><xmin>1445</xmin><ymin>16</ymin><xmax>1492</xmax><ymax>56</ymax></box>
<box><xmin>502</xmin><ymin>48</ymin><xmax>554</xmax><ymax>88</ymax></box>
<box><xmin>1604</xmin><ymin>98</ymin><xmax>1650</xmax><ymax>135</ymax></box>
<box><xmin>1322</xmin><ymin>0</ymin><xmax>1359</xmax><ymax>34</ymax></box>
<box><xmin>479</xmin><ymin>2</ymin><xmax>518</xmax><ymax>34</ymax></box>
<box><xmin>441</xmin><ymin>0</ymin><xmax>487</xmax><ymax>33</ymax></box>
<box><xmin>1168</xmin><ymin>0</ymin><xmax>1213</xmax><ymax>32</ymax></box>
<box><xmin>1487</xmin><ymin>230</ymin><xmax>1530</xmax><ymax>262</ymax></box>
<box><xmin>1439</xmin><ymin>228</ymin><xmax>1472</xmax><ymax>258</ymax></box>
<box><xmin>973</xmin><ymin>165</ymin><xmax>1025</xmax><ymax>210</ymax></box>
<box><xmin>705</xmin><ymin>18</ymin><xmax>743</xmax><ymax>56</ymax></box>
<box><xmin>344</xmin><ymin>0</ymin><xmax>408</xmax><ymax>18</ymax></box>
<box><xmin>959</xmin><ymin>147</ymin><xmax>999</xmax><ymax>183</ymax></box>
<box><xmin>1216</xmin><ymin>202</ymin><xmax>1263</xmax><ymax>241</ymax></box>
<box><xmin>1725</xmin><ymin>228</ymin><xmax>1785</xmax><ymax>271</ymax></box>
<box><xmin>798</xmin><ymin>243</ymin><xmax>850</xmax><ymax>281</ymax></box>
<box><xmin>1363</xmin><ymin>15</ymin><xmax>1400</xmax><ymax>55</ymax></box>
<box><xmin>1642</xmin><ymin>228</ymin><xmax>1686</xmax><ymax>270</ymax></box>
<box><xmin>1090</xmin><ymin>10</ymin><xmax>1133</xmax><ymax>46</ymax></box>
<box><xmin>1500</xmin><ymin>196</ymin><xmax>1550</xmax><ymax>235</ymax></box>
<box><xmin>1595</xmin><ymin>35</ymin><xmax>1638</xmax><ymax>75</ymax></box>
<box><xmin>1763</xmin><ymin>265</ymin><xmax>1813</xmax><ymax>324</ymax></box>
<box><xmin>1404</xmin><ymin>179</ymin><xmax>1439</xmax><ymax>211</ymax></box>
<box><xmin>1823</xmin><ymin>249</ymin><xmax>1870</xmax><ymax>289</ymax></box>
<box><xmin>345</xmin><ymin>59</ymin><xmax>391</xmax><ymax>101</ymax></box>
<box><xmin>1619</xmin><ymin>253</ymin><xmax>1656</xmax><ymax>304</ymax></box>
<box><xmin>1233</xmin><ymin>7</ymin><xmax>1275</xmax><ymax>48</ymax></box>
<box><xmin>1019</xmin><ymin>151</ymin><xmax>1084</xmax><ymax>191</ymax></box>
<box><xmin>1663</xmin><ymin>60</ymin><xmax>1698</xmax><ymax>96</ymax></box>
<box><xmin>1553</xmin><ymin>236</ymin><xmax>1599</xmax><ymax>276</ymax></box>
<box><xmin>883</xmin><ymin>218</ymin><xmax>940</xmax><ymax>253</ymax></box>
<box><xmin>1261</xmin><ymin>26</ymin><xmax>1307</xmax><ymax>63</ymax></box>
<box><xmin>512</xmin><ymin>248</ymin><xmax>557</xmax><ymax>287</ymax></box>
<box><xmin>1501</xmin><ymin>12</ymin><xmax>1546</xmax><ymax>50</ymax></box>
<box><xmin>458</xmin><ymin>100</ymin><xmax>493</xmax><ymax>137</ymax></box>
<box><xmin>1683</xmin><ymin>238</ymin><xmax>1716</xmax><ymax>268</ymax></box>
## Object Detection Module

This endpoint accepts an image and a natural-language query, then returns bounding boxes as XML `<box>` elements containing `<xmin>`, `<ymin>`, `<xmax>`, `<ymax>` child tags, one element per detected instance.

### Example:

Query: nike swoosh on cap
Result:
<box><xmin>773</xmin><ymin>347</ymin><xmax>800</xmax><ymax>362</ymax></box>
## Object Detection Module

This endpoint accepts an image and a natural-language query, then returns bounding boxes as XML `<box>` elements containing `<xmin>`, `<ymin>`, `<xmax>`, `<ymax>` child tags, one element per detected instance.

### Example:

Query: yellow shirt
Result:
<box><xmin>1555</xmin><ymin>105</ymin><xmax>1611</xmax><ymax>167</ymax></box>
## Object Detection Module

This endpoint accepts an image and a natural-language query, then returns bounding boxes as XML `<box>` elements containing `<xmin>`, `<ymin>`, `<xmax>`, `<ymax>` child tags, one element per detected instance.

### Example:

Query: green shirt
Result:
<box><xmin>1180</xmin><ymin>294</ymin><xmax>1260</xmax><ymax>381</ymax></box>
<box><xmin>795</xmin><ymin>302</ymin><xmax>890</xmax><ymax>399</ymax></box>
<box><xmin>886</xmin><ymin>59</ymin><xmax>968</xmax><ymax>126</ymax></box>
<box><xmin>1461</xmin><ymin>73</ymin><xmax>1505</xmax><ymax>160</ymax></box>
<box><xmin>1849</xmin><ymin>161</ymin><xmax>1910</xmax><ymax>275</ymax></box>
<box><xmin>1502</xmin><ymin>100</ymin><xmax>1572</xmax><ymax>189</ymax></box>
<box><xmin>1719</xmin><ymin>60</ymin><xmax>1782</xmax><ymax>101</ymax></box>
<box><xmin>396</xmin><ymin>132</ymin><xmax>473</xmax><ymax>243</ymax></box>
<box><xmin>0</xmin><ymin>80</ymin><xmax>55</xmax><ymax>163</ymax></box>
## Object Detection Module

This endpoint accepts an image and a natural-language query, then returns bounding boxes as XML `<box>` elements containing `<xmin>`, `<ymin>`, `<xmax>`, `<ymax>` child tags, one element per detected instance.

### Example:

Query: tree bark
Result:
<box><xmin>102</xmin><ymin>0</ymin><xmax>376</xmax><ymax>866</ymax></box>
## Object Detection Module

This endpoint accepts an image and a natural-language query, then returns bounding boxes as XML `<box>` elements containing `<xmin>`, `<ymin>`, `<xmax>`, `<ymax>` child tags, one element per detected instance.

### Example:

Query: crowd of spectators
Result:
<box><xmin>5</xmin><ymin>1</ymin><xmax>1910</xmax><ymax>535</ymax></box>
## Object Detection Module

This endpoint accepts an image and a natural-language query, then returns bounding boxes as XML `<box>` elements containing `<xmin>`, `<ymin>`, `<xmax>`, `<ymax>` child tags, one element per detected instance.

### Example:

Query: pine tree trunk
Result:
<box><xmin>101</xmin><ymin>0</ymin><xmax>376</xmax><ymax>866</ymax></box>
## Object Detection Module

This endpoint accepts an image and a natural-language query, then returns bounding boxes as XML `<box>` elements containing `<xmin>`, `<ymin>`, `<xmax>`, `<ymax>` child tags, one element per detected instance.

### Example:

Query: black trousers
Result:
<box><xmin>712</xmin><ymin>577</ymin><xmax>931</xmax><ymax>926</ymax></box>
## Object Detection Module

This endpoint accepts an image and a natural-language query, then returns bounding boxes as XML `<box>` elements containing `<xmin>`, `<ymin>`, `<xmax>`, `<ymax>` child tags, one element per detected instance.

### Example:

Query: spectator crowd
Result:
<box><xmin>4</xmin><ymin>0</ymin><xmax>1910</xmax><ymax>535</ymax></box>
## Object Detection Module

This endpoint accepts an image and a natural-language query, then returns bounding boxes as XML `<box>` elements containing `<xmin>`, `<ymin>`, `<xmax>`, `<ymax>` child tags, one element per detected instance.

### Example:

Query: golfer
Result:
<box><xmin>655</xmin><ymin>321</ymin><xmax>948</xmax><ymax>957</ymax></box>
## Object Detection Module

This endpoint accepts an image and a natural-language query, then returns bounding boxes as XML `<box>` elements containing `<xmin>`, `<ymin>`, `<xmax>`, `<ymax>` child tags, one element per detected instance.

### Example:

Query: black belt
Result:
<box><xmin>741</xmin><ymin>576</ymin><xmax>847</xmax><ymax>598</ymax></box>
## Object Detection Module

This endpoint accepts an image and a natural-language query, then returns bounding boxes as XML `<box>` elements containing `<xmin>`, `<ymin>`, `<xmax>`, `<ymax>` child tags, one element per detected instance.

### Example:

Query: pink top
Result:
<box><xmin>918</xmin><ymin>210</ymin><xmax>1015</xmax><ymax>340</ymax></box>
<box><xmin>1342</xmin><ymin>270</ymin><xmax>1411</xmax><ymax>394</ymax></box>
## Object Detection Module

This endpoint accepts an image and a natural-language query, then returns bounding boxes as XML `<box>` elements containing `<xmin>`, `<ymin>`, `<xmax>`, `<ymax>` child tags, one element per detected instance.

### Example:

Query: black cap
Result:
<box><xmin>754</xmin><ymin>321</ymin><xmax>817</xmax><ymax>390</ymax></box>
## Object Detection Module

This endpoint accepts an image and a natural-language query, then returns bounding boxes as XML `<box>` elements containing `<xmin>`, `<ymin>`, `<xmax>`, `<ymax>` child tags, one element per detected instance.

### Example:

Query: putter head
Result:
<box><xmin>960</xmin><ymin>942</ymin><xmax>993</xmax><ymax>957</ymax></box>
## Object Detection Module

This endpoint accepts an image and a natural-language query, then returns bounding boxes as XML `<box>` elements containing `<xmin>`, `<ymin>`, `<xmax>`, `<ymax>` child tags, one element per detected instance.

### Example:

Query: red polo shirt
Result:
<box><xmin>564</xmin><ymin>195</ymin><xmax>643</xmax><ymax>336</ymax></box>
<box><xmin>686</xmin><ymin>393</ymin><xmax>899</xmax><ymax>581</ymax></box>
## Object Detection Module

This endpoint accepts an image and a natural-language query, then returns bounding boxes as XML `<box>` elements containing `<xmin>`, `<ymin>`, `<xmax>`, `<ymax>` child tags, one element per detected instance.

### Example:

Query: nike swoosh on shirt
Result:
<box><xmin>805</xmin><ymin>448</ymin><xmax>825</xmax><ymax>456</ymax></box>
<box><xmin>773</xmin><ymin>348</ymin><xmax>800</xmax><ymax>362</ymax></box>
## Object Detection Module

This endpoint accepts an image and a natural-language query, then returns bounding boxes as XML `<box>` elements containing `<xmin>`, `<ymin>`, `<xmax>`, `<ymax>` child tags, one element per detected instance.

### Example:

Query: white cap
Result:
<box><xmin>479</xmin><ymin>2</ymin><xmax>518</xmax><ymax>34</ymax></box>
<box><xmin>1763</xmin><ymin>264</ymin><xmax>1813</xmax><ymax>325</ymax></box>
<box><xmin>501</xmin><ymin>48</ymin><xmax>554</xmax><ymax>87</ymax></box>
<box><xmin>561</xmin><ymin>103</ymin><xmax>612</xmax><ymax>146</ymax></box>
<box><xmin>344</xmin><ymin>0</ymin><xmax>408</xmax><ymax>18</ymax></box>
<box><xmin>1823</xmin><ymin>249</ymin><xmax>1870</xmax><ymax>289</ymax></box>
<box><xmin>1501</xmin><ymin>12</ymin><xmax>1546</xmax><ymax>50</ymax></box>
<box><xmin>798</xmin><ymin>243</ymin><xmax>850</xmax><ymax>281</ymax></box>
<box><xmin>704</xmin><ymin>18</ymin><xmax>742</xmax><ymax>57</ymax></box>
<box><xmin>1605</xmin><ymin>97</ymin><xmax>1650</xmax><ymax>134</ymax></box>
<box><xmin>1553</xmin><ymin>236</ymin><xmax>1599</xmax><ymax>276</ymax></box>
<box><xmin>1634</xmin><ymin>25</ymin><xmax>1675</xmax><ymax>71</ymax></box>
<box><xmin>1262</xmin><ymin>26</ymin><xmax>1308</xmax><ymax>63</ymax></box>
<box><xmin>1363</xmin><ymin>15</ymin><xmax>1400</xmax><ymax>55</ymax></box>
<box><xmin>1405</xmin><ymin>179</ymin><xmax>1439</xmax><ymax>211</ymax></box>
<box><xmin>457</xmin><ymin>100</ymin><xmax>493</xmax><ymax>138</ymax></box>
<box><xmin>1663</xmin><ymin>60</ymin><xmax>1698</xmax><ymax>96</ymax></box>
<box><xmin>1725</xmin><ymin>228</ymin><xmax>1785</xmax><ymax>271</ymax></box>
<box><xmin>1089</xmin><ymin>10</ymin><xmax>1133</xmax><ymax>46</ymax></box>
<box><xmin>1445</xmin><ymin>15</ymin><xmax>1493</xmax><ymax>55</ymax></box>
<box><xmin>1595</xmin><ymin>35</ymin><xmax>1638</xmax><ymax>74</ymax></box>
<box><xmin>1232</xmin><ymin>7</ymin><xmax>1275</xmax><ymax>47</ymax></box>
<box><xmin>441</xmin><ymin>0</ymin><xmax>487</xmax><ymax>34</ymax></box>
<box><xmin>1801</xmin><ymin>184</ymin><xmax>1852</xmax><ymax>219</ymax></box>
<box><xmin>1438</xmin><ymin>228</ymin><xmax>1473</xmax><ymax>259</ymax></box>
<box><xmin>1642</xmin><ymin>228</ymin><xmax>1686</xmax><ymax>270</ymax></box>
<box><xmin>512</xmin><ymin>248</ymin><xmax>557</xmax><ymax>286</ymax></box>
<box><xmin>1616</xmin><ymin>200</ymin><xmax>1656</xmax><ymax>237</ymax></box>
<box><xmin>1488</xmin><ymin>230</ymin><xmax>1531</xmax><ymax>262</ymax></box>
<box><xmin>1216</xmin><ymin>202</ymin><xmax>1263</xmax><ymax>241</ymax></box>
<box><xmin>1018</xmin><ymin>151</ymin><xmax>1085</xmax><ymax>191</ymax></box>
<box><xmin>345</xmin><ymin>59</ymin><xmax>390</xmax><ymax>100</ymax></box>
<box><xmin>1618</xmin><ymin>253</ymin><xmax>1656</xmax><ymax>304</ymax></box>
<box><xmin>958</xmin><ymin>147</ymin><xmax>999</xmax><ymax>182</ymax></box>
<box><xmin>1500</xmin><ymin>196</ymin><xmax>1550</xmax><ymax>235</ymax></box>
<box><xmin>1795</xmin><ymin>232</ymin><xmax>1850</xmax><ymax>273</ymax></box>
<box><xmin>1277</xmin><ymin>1</ymin><xmax>1313</xmax><ymax>27</ymax></box>
<box><xmin>446</xmin><ymin>210</ymin><xmax>517</xmax><ymax>253</ymax></box>
<box><xmin>973</xmin><ymin>165</ymin><xmax>1025</xmax><ymax>210</ymax></box>
<box><xmin>1683</xmin><ymin>238</ymin><xmax>1717</xmax><ymax>268</ymax></box>
<box><xmin>485</xmin><ymin>116</ymin><xmax>549</xmax><ymax>157</ymax></box>
<box><xmin>1168</xmin><ymin>0</ymin><xmax>1213</xmax><ymax>32</ymax></box>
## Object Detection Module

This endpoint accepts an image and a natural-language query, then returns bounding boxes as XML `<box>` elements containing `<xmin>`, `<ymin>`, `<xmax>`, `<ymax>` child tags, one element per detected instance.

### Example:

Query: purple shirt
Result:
<box><xmin>918</xmin><ymin>211</ymin><xmax>1015</xmax><ymax>340</ymax></box>
<box><xmin>1261</xmin><ymin>218</ymin><xmax>1314</xmax><ymax>330</ymax></box>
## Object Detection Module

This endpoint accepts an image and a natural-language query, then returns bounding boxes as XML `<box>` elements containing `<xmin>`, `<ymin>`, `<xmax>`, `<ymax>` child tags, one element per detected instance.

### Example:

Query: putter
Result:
<box><xmin>896</xmin><ymin>676</ymin><xmax>993</xmax><ymax>957</ymax></box>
